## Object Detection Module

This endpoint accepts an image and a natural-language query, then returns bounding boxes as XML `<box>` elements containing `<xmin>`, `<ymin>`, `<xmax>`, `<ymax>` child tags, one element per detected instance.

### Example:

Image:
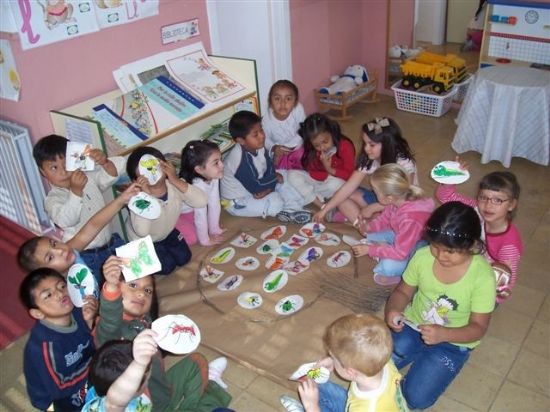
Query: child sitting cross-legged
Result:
<box><xmin>221</xmin><ymin>110</ymin><xmax>311</xmax><ymax>224</ymax></box>
<box><xmin>20</xmin><ymin>268</ymin><xmax>98</xmax><ymax>411</ymax></box>
<box><xmin>95</xmin><ymin>255</ymin><xmax>232</xmax><ymax>411</ymax></box>
<box><xmin>280</xmin><ymin>313</ymin><xmax>408</xmax><ymax>412</ymax></box>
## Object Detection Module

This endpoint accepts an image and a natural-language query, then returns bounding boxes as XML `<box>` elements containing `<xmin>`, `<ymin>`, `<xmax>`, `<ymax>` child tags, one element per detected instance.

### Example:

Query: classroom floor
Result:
<box><xmin>1</xmin><ymin>95</ymin><xmax>549</xmax><ymax>412</ymax></box>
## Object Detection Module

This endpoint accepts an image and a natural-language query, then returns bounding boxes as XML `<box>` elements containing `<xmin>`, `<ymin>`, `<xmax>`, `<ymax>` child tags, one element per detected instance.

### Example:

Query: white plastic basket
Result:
<box><xmin>391</xmin><ymin>81</ymin><xmax>457</xmax><ymax>117</ymax></box>
<box><xmin>453</xmin><ymin>74</ymin><xmax>473</xmax><ymax>102</ymax></box>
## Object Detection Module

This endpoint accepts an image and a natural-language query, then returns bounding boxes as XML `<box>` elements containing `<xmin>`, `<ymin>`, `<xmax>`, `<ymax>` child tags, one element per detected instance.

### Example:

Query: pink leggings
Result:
<box><xmin>175</xmin><ymin>212</ymin><xmax>197</xmax><ymax>246</ymax></box>
<box><xmin>275</xmin><ymin>146</ymin><xmax>304</xmax><ymax>170</ymax></box>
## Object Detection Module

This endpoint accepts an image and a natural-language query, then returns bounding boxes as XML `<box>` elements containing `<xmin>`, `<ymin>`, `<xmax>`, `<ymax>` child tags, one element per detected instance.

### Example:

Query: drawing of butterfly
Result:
<box><xmin>127</xmin><ymin>241</ymin><xmax>154</xmax><ymax>276</ymax></box>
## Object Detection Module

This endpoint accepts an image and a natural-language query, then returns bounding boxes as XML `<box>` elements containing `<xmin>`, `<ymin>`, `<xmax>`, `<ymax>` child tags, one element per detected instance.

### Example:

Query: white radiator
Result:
<box><xmin>0</xmin><ymin>120</ymin><xmax>54</xmax><ymax>235</ymax></box>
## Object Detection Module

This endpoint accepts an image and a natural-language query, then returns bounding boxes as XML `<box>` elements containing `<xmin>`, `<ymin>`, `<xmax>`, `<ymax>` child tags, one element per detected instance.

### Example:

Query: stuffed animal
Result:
<box><xmin>319</xmin><ymin>65</ymin><xmax>369</xmax><ymax>95</ymax></box>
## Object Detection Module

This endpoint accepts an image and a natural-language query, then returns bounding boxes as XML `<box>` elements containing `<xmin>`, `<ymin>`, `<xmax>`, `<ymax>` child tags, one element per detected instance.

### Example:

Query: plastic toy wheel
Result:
<box><xmin>402</xmin><ymin>78</ymin><xmax>411</xmax><ymax>88</ymax></box>
<box><xmin>413</xmin><ymin>80</ymin><xmax>422</xmax><ymax>90</ymax></box>
<box><xmin>433</xmin><ymin>83</ymin><xmax>443</xmax><ymax>94</ymax></box>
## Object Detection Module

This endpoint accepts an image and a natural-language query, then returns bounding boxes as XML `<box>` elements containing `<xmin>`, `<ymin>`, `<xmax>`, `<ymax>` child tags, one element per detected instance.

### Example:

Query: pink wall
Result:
<box><xmin>0</xmin><ymin>0</ymin><xmax>210</xmax><ymax>143</ymax></box>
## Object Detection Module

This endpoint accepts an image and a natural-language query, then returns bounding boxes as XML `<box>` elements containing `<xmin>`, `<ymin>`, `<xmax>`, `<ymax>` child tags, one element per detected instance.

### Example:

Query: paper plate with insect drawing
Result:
<box><xmin>299</xmin><ymin>222</ymin><xmax>325</xmax><ymax>238</ymax></box>
<box><xmin>217</xmin><ymin>275</ymin><xmax>243</xmax><ymax>291</ymax></box>
<box><xmin>285</xmin><ymin>234</ymin><xmax>309</xmax><ymax>249</ymax></box>
<box><xmin>314</xmin><ymin>232</ymin><xmax>341</xmax><ymax>246</ymax></box>
<box><xmin>342</xmin><ymin>234</ymin><xmax>362</xmax><ymax>247</ymax></box>
<box><xmin>237</xmin><ymin>292</ymin><xmax>263</xmax><ymax>309</ymax></box>
<box><xmin>235</xmin><ymin>256</ymin><xmax>260</xmax><ymax>271</ymax></box>
<box><xmin>327</xmin><ymin>251</ymin><xmax>352</xmax><ymax>268</ymax></box>
<box><xmin>256</xmin><ymin>239</ymin><xmax>280</xmax><ymax>255</ymax></box>
<box><xmin>128</xmin><ymin>192</ymin><xmax>161</xmax><ymax>220</ymax></box>
<box><xmin>210</xmin><ymin>247</ymin><xmax>236</xmax><ymax>264</ymax></box>
<box><xmin>66</xmin><ymin>264</ymin><xmax>98</xmax><ymax>307</ymax></box>
<box><xmin>230</xmin><ymin>232</ymin><xmax>258</xmax><ymax>248</ymax></box>
<box><xmin>275</xmin><ymin>295</ymin><xmax>304</xmax><ymax>315</ymax></box>
<box><xmin>272</xmin><ymin>243</ymin><xmax>295</xmax><ymax>260</ymax></box>
<box><xmin>138</xmin><ymin>154</ymin><xmax>163</xmax><ymax>185</ymax></box>
<box><xmin>66</xmin><ymin>142</ymin><xmax>94</xmax><ymax>171</ymax></box>
<box><xmin>283</xmin><ymin>259</ymin><xmax>310</xmax><ymax>276</ymax></box>
<box><xmin>263</xmin><ymin>270</ymin><xmax>289</xmax><ymax>293</ymax></box>
<box><xmin>430</xmin><ymin>161</ymin><xmax>470</xmax><ymax>184</ymax></box>
<box><xmin>199</xmin><ymin>265</ymin><xmax>224</xmax><ymax>284</ymax></box>
<box><xmin>265</xmin><ymin>254</ymin><xmax>289</xmax><ymax>271</ymax></box>
<box><xmin>393</xmin><ymin>315</ymin><xmax>420</xmax><ymax>332</ymax></box>
<box><xmin>492</xmin><ymin>262</ymin><xmax>511</xmax><ymax>296</ymax></box>
<box><xmin>298</xmin><ymin>247</ymin><xmax>324</xmax><ymax>264</ymax></box>
<box><xmin>115</xmin><ymin>235</ymin><xmax>162</xmax><ymax>281</ymax></box>
<box><xmin>261</xmin><ymin>225</ymin><xmax>287</xmax><ymax>240</ymax></box>
<box><xmin>289</xmin><ymin>362</ymin><xmax>330</xmax><ymax>384</ymax></box>
<box><xmin>152</xmin><ymin>314</ymin><xmax>201</xmax><ymax>354</ymax></box>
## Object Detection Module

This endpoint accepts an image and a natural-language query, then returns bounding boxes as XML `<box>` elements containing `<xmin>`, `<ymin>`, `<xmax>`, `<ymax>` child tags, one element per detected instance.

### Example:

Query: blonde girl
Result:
<box><xmin>353</xmin><ymin>163</ymin><xmax>434</xmax><ymax>286</ymax></box>
<box><xmin>262</xmin><ymin>80</ymin><xmax>306</xmax><ymax>169</ymax></box>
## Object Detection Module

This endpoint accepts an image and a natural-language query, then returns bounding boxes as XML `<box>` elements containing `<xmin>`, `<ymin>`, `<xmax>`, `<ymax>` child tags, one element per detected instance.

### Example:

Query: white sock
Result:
<box><xmin>208</xmin><ymin>357</ymin><xmax>228</xmax><ymax>389</ymax></box>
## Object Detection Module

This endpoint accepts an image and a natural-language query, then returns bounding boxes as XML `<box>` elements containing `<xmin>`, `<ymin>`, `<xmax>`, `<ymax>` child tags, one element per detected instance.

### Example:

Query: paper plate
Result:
<box><xmin>273</xmin><ymin>243</ymin><xmax>295</xmax><ymax>259</ymax></box>
<box><xmin>298</xmin><ymin>247</ymin><xmax>323</xmax><ymax>263</ymax></box>
<box><xmin>66</xmin><ymin>264</ymin><xmax>98</xmax><ymax>307</ymax></box>
<box><xmin>289</xmin><ymin>362</ymin><xmax>331</xmax><ymax>384</ymax></box>
<box><xmin>265</xmin><ymin>254</ymin><xmax>289</xmax><ymax>270</ymax></box>
<box><xmin>342</xmin><ymin>235</ymin><xmax>361</xmax><ymax>247</ymax></box>
<box><xmin>152</xmin><ymin>314</ymin><xmax>201</xmax><ymax>354</ymax></box>
<box><xmin>327</xmin><ymin>251</ymin><xmax>352</xmax><ymax>268</ymax></box>
<box><xmin>230</xmin><ymin>232</ymin><xmax>258</xmax><ymax>248</ymax></box>
<box><xmin>217</xmin><ymin>275</ymin><xmax>243</xmax><ymax>291</ymax></box>
<box><xmin>138</xmin><ymin>154</ymin><xmax>163</xmax><ymax>185</ymax></box>
<box><xmin>263</xmin><ymin>270</ymin><xmax>288</xmax><ymax>293</ymax></box>
<box><xmin>237</xmin><ymin>292</ymin><xmax>263</xmax><ymax>309</ymax></box>
<box><xmin>199</xmin><ymin>265</ymin><xmax>224</xmax><ymax>284</ymax></box>
<box><xmin>65</xmin><ymin>142</ymin><xmax>94</xmax><ymax>171</ymax></box>
<box><xmin>285</xmin><ymin>234</ymin><xmax>309</xmax><ymax>249</ymax></box>
<box><xmin>283</xmin><ymin>259</ymin><xmax>310</xmax><ymax>275</ymax></box>
<box><xmin>235</xmin><ymin>256</ymin><xmax>260</xmax><ymax>271</ymax></box>
<box><xmin>115</xmin><ymin>236</ymin><xmax>162</xmax><ymax>281</ymax></box>
<box><xmin>299</xmin><ymin>222</ymin><xmax>325</xmax><ymax>238</ymax></box>
<box><xmin>430</xmin><ymin>161</ymin><xmax>470</xmax><ymax>184</ymax></box>
<box><xmin>314</xmin><ymin>232</ymin><xmax>341</xmax><ymax>246</ymax></box>
<box><xmin>261</xmin><ymin>225</ymin><xmax>287</xmax><ymax>240</ymax></box>
<box><xmin>393</xmin><ymin>315</ymin><xmax>421</xmax><ymax>332</ymax></box>
<box><xmin>275</xmin><ymin>295</ymin><xmax>304</xmax><ymax>315</ymax></box>
<box><xmin>256</xmin><ymin>239</ymin><xmax>280</xmax><ymax>255</ymax></box>
<box><xmin>128</xmin><ymin>192</ymin><xmax>161</xmax><ymax>220</ymax></box>
<box><xmin>493</xmin><ymin>263</ymin><xmax>512</xmax><ymax>289</ymax></box>
<box><xmin>210</xmin><ymin>247</ymin><xmax>236</xmax><ymax>264</ymax></box>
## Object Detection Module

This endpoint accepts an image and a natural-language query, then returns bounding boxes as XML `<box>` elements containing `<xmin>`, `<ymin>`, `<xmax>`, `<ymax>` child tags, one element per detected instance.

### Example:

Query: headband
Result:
<box><xmin>426</xmin><ymin>227</ymin><xmax>470</xmax><ymax>239</ymax></box>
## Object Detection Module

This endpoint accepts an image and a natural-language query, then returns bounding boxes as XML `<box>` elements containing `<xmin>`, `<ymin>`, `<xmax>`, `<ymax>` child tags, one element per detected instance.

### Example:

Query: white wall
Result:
<box><xmin>415</xmin><ymin>0</ymin><xmax>447</xmax><ymax>45</ymax></box>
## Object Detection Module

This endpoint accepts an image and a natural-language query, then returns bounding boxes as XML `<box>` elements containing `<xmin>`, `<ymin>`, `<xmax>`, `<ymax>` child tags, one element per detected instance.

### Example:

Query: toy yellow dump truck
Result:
<box><xmin>414</xmin><ymin>51</ymin><xmax>467</xmax><ymax>84</ymax></box>
<box><xmin>400</xmin><ymin>60</ymin><xmax>456</xmax><ymax>94</ymax></box>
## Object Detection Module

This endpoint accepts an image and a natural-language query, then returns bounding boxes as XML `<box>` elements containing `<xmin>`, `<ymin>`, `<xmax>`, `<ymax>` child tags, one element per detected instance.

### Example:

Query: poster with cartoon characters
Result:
<box><xmin>9</xmin><ymin>0</ymin><xmax>100</xmax><ymax>50</ymax></box>
<box><xmin>93</xmin><ymin>0</ymin><xmax>158</xmax><ymax>29</ymax></box>
<box><xmin>0</xmin><ymin>40</ymin><xmax>21</xmax><ymax>101</ymax></box>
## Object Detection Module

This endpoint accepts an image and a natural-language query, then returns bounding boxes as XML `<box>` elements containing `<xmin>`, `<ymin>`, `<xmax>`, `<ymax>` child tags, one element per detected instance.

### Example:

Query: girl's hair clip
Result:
<box><xmin>366</xmin><ymin>117</ymin><xmax>390</xmax><ymax>135</ymax></box>
<box><xmin>427</xmin><ymin>227</ymin><xmax>469</xmax><ymax>239</ymax></box>
<box><xmin>189</xmin><ymin>145</ymin><xmax>194</xmax><ymax>150</ymax></box>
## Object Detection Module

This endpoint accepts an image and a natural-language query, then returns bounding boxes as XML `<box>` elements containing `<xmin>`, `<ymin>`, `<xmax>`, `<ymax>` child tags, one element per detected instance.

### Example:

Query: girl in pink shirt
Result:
<box><xmin>436</xmin><ymin>170</ymin><xmax>522</xmax><ymax>303</ymax></box>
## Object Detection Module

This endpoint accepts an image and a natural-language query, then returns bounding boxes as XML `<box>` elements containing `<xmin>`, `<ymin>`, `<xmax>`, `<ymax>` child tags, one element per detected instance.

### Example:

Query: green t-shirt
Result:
<box><xmin>403</xmin><ymin>246</ymin><xmax>495</xmax><ymax>349</ymax></box>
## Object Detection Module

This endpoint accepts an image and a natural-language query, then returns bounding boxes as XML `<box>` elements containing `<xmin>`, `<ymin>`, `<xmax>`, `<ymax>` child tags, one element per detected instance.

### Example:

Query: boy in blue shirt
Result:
<box><xmin>220</xmin><ymin>111</ymin><xmax>310</xmax><ymax>223</ymax></box>
<box><xmin>20</xmin><ymin>268</ymin><xmax>98</xmax><ymax>411</ymax></box>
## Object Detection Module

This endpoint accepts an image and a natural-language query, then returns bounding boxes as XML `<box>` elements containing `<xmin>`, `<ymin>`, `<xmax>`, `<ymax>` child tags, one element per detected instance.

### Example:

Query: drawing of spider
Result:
<box><xmin>223</xmin><ymin>276</ymin><xmax>239</xmax><ymax>290</ymax></box>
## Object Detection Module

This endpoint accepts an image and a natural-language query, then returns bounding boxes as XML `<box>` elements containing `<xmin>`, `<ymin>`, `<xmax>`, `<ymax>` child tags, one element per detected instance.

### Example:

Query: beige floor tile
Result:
<box><xmin>425</xmin><ymin>395</ymin><xmax>479</xmax><ymax>412</ymax></box>
<box><xmin>487</xmin><ymin>306</ymin><xmax>534</xmax><ymax>346</ymax></box>
<box><xmin>503</xmin><ymin>284</ymin><xmax>546</xmax><ymax>318</ymax></box>
<box><xmin>246</xmin><ymin>375</ymin><xmax>296</xmax><ymax>410</ymax></box>
<box><xmin>489</xmin><ymin>380</ymin><xmax>550</xmax><ymax>412</ymax></box>
<box><xmin>445</xmin><ymin>362</ymin><xmax>502</xmax><ymax>411</ymax></box>
<box><xmin>508</xmin><ymin>350</ymin><xmax>550</xmax><ymax>397</ymax></box>
<box><xmin>469</xmin><ymin>335</ymin><xmax>520</xmax><ymax>377</ymax></box>
<box><xmin>222</xmin><ymin>359</ymin><xmax>259</xmax><ymax>390</ymax></box>
<box><xmin>523</xmin><ymin>320</ymin><xmax>550</xmax><ymax>359</ymax></box>
<box><xmin>538</xmin><ymin>294</ymin><xmax>550</xmax><ymax>323</ymax></box>
<box><xmin>229</xmin><ymin>391</ymin><xmax>281</xmax><ymax>412</ymax></box>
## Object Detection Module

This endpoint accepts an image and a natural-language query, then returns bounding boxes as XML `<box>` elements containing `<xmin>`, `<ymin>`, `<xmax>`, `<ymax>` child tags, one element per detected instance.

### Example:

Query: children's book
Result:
<box><xmin>200</xmin><ymin>119</ymin><xmax>234</xmax><ymax>153</ymax></box>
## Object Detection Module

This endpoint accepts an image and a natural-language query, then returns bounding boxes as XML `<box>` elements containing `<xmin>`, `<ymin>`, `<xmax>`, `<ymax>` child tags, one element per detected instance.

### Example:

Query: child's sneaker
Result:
<box><xmin>280</xmin><ymin>395</ymin><xmax>305</xmax><ymax>412</ymax></box>
<box><xmin>276</xmin><ymin>210</ymin><xmax>312</xmax><ymax>224</ymax></box>
<box><xmin>373</xmin><ymin>274</ymin><xmax>402</xmax><ymax>286</ymax></box>
<box><xmin>208</xmin><ymin>357</ymin><xmax>228</xmax><ymax>389</ymax></box>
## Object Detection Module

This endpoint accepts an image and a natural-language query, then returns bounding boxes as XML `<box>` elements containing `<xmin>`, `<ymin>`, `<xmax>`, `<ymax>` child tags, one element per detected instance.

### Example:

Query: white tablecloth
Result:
<box><xmin>452</xmin><ymin>66</ymin><xmax>550</xmax><ymax>167</ymax></box>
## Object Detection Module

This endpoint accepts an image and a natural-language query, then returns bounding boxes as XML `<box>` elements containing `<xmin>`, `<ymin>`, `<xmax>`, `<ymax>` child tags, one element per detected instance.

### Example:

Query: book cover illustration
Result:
<box><xmin>200</xmin><ymin>119</ymin><xmax>234</xmax><ymax>153</ymax></box>
<box><xmin>166</xmin><ymin>49</ymin><xmax>245</xmax><ymax>102</ymax></box>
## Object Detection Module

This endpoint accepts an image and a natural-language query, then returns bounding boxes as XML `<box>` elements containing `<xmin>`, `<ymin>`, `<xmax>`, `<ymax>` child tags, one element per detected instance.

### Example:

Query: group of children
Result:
<box><xmin>15</xmin><ymin>78</ymin><xmax>523</xmax><ymax>411</ymax></box>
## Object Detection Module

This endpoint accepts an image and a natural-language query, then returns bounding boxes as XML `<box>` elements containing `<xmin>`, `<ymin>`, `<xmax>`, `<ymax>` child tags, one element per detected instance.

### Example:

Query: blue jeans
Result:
<box><xmin>367</xmin><ymin>230</ymin><xmax>426</xmax><ymax>276</ymax></box>
<box><xmin>80</xmin><ymin>233</ymin><xmax>124</xmax><ymax>284</ymax></box>
<box><xmin>317</xmin><ymin>381</ymin><xmax>347</xmax><ymax>412</ymax></box>
<box><xmin>392</xmin><ymin>326</ymin><xmax>471</xmax><ymax>410</ymax></box>
<box><xmin>358</xmin><ymin>187</ymin><xmax>378</xmax><ymax>204</ymax></box>
<box><xmin>154</xmin><ymin>229</ymin><xmax>191</xmax><ymax>275</ymax></box>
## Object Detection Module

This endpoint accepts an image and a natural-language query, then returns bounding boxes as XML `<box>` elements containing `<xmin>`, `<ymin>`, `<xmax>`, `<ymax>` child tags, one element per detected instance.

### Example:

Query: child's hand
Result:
<box><xmin>351</xmin><ymin>243</ymin><xmax>369</xmax><ymax>258</ymax></box>
<box><xmin>360</xmin><ymin>203</ymin><xmax>383</xmax><ymax>220</ymax></box>
<box><xmin>70</xmin><ymin>170</ymin><xmax>88</xmax><ymax>197</ymax></box>
<box><xmin>419</xmin><ymin>324</ymin><xmax>445</xmax><ymax>345</ymax></box>
<box><xmin>312</xmin><ymin>210</ymin><xmax>326</xmax><ymax>223</ymax></box>
<box><xmin>386</xmin><ymin>310</ymin><xmax>405</xmax><ymax>332</ymax></box>
<box><xmin>254</xmin><ymin>188</ymin><xmax>272</xmax><ymax>199</ymax></box>
<box><xmin>160</xmin><ymin>160</ymin><xmax>178</xmax><ymax>183</ymax></box>
<box><xmin>118</xmin><ymin>182</ymin><xmax>141</xmax><ymax>204</ymax></box>
<box><xmin>455</xmin><ymin>156</ymin><xmax>469</xmax><ymax>171</ymax></box>
<box><xmin>87</xmin><ymin>148</ymin><xmax>108</xmax><ymax>166</ymax></box>
<box><xmin>276</xmin><ymin>172</ymin><xmax>284</xmax><ymax>184</ymax></box>
<box><xmin>135</xmin><ymin>176</ymin><xmax>151</xmax><ymax>194</ymax></box>
<box><xmin>298</xmin><ymin>378</ymin><xmax>320</xmax><ymax>412</ymax></box>
<box><xmin>103</xmin><ymin>256</ymin><xmax>127</xmax><ymax>291</ymax></box>
<box><xmin>356</xmin><ymin>215</ymin><xmax>369</xmax><ymax>236</ymax></box>
<box><xmin>81</xmin><ymin>295</ymin><xmax>98</xmax><ymax>325</ymax></box>
<box><xmin>319</xmin><ymin>151</ymin><xmax>332</xmax><ymax>171</ymax></box>
<box><xmin>133</xmin><ymin>329</ymin><xmax>158</xmax><ymax>366</ymax></box>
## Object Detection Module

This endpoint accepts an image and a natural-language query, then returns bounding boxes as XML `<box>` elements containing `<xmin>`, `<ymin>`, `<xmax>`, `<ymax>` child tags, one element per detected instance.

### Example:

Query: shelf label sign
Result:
<box><xmin>161</xmin><ymin>18</ymin><xmax>199</xmax><ymax>45</ymax></box>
